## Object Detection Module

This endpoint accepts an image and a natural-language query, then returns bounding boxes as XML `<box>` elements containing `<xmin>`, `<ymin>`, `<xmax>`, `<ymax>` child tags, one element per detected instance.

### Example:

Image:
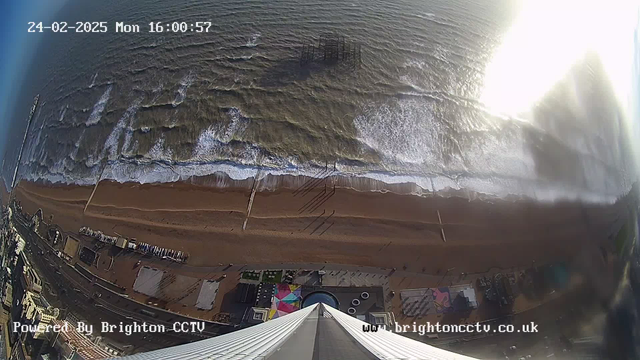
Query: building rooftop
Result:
<box><xmin>247</xmin><ymin>307</ymin><xmax>269</xmax><ymax>324</ymax></box>
<box><xmin>52</xmin><ymin>320</ymin><xmax>113</xmax><ymax>360</ymax></box>
<box><xmin>30</xmin><ymin>292</ymin><xmax>47</xmax><ymax>308</ymax></box>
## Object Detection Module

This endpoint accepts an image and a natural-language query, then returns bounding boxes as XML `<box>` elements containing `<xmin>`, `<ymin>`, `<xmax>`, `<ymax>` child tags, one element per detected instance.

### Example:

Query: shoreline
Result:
<box><xmin>10</xmin><ymin>177</ymin><xmax>629</xmax><ymax>275</ymax></box>
<box><xmin>20</xmin><ymin>166</ymin><xmax>627</xmax><ymax>205</ymax></box>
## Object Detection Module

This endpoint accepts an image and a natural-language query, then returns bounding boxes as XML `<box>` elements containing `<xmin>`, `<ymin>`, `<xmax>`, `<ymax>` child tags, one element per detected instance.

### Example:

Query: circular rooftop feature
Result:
<box><xmin>302</xmin><ymin>291</ymin><xmax>339</xmax><ymax>309</ymax></box>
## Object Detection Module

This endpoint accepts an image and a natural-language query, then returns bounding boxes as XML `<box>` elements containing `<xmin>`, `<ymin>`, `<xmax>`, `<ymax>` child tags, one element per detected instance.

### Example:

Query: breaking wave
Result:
<box><xmin>245</xmin><ymin>33</ymin><xmax>261</xmax><ymax>47</ymax></box>
<box><xmin>18</xmin><ymin>102</ymin><xmax>627</xmax><ymax>205</ymax></box>
<box><xmin>172</xmin><ymin>72</ymin><xmax>196</xmax><ymax>107</ymax></box>
<box><xmin>102</xmin><ymin>98</ymin><xmax>143</xmax><ymax>160</ymax></box>
<box><xmin>86</xmin><ymin>85</ymin><xmax>112</xmax><ymax>126</ymax></box>
<box><xmin>21</xmin><ymin>153</ymin><xmax>624</xmax><ymax>204</ymax></box>
<box><xmin>89</xmin><ymin>72</ymin><xmax>98</xmax><ymax>88</ymax></box>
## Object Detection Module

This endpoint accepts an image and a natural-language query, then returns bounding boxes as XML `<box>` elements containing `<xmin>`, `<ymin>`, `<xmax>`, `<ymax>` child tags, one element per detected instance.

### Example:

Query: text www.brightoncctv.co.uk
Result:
<box><xmin>362</xmin><ymin>321</ymin><xmax>539</xmax><ymax>335</ymax></box>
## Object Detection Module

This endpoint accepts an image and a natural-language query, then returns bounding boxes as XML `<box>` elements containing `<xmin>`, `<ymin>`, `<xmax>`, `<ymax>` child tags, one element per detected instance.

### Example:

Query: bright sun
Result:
<box><xmin>481</xmin><ymin>0</ymin><xmax>639</xmax><ymax>118</ymax></box>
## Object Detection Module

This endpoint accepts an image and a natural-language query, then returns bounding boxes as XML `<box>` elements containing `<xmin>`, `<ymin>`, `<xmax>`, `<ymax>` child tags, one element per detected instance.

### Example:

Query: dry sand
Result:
<box><xmin>12</xmin><ymin>177</ymin><xmax>628</xmax><ymax>276</ymax></box>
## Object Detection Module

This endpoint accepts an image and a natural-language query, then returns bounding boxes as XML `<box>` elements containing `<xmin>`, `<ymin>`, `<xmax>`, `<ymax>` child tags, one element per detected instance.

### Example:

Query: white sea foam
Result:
<box><xmin>26</xmin><ymin>109</ymin><xmax>45</xmax><ymax>163</ymax></box>
<box><xmin>193</xmin><ymin>127</ymin><xmax>221</xmax><ymax>159</ymax></box>
<box><xmin>352</xmin><ymin>98</ymin><xmax>628</xmax><ymax>202</ymax></box>
<box><xmin>403</xmin><ymin>59</ymin><xmax>428</xmax><ymax>71</ymax></box>
<box><xmin>16</xmin><ymin>98</ymin><xmax>625</xmax><ymax>205</ymax></box>
<box><xmin>102</xmin><ymin>98</ymin><xmax>143</xmax><ymax>160</ymax></box>
<box><xmin>86</xmin><ymin>85</ymin><xmax>113</xmax><ymax>126</ymax></box>
<box><xmin>22</xmin><ymin>149</ymin><xmax>627</xmax><ymax>205</ymax></box>
<box><xmin>122</xmin><ymin>130</ymin><xmax>135</xmax><ymax>156</ymax></box>
<box><xmin>58</xmin><ymin>106</ymin><xmax>67</xmax><ymax>123</ymax></box>
<box><xmin>245</xmin><ymin>33</ymin><xmax>261</xmax><ymax>47</ymax></box>
<box><xmin>49</xmin><ymin>157</ymin><xmax>65</xmax><ymax>175</ymax></box>
<box><xmin>85</xmin><ymin>145</ymin><xmax>101</xmax><ymax>168</ymax></box>
<box><xmin>147</xmin><ymin>136</ymin><xmax>173</xmax><ymax>161</ymax></box>
<box><xmin>37</xmin><ymin>139</ymin><xmax>48</xmax><ymax>164</ymax></box>
<box><xmin>223</xmin><ymin>108</ymin><xmax>247</xmax><ymax>141</ymax></box>
<box><xmin>355</xmin><ymin>98</ymin><xmax>537</xmax><ymax>177</ymax></box>
<box><xmin>173</xmin><ymin>73</ymin><xmax>195</xmax><ymax>107</ymax></box>
<box><xmin>89</xmin><ymin>72</ymin><xmax>98</xmax><ymax>88</ymax></box>
<box><xmin>415</xmin><ymin>13</ymin><xmax>436</xmax><ymax>20</ymax></box>
<box><xmin>18</xmin><ymin>99</ymin><xmax>631</xmax><ymax>205</ymax></box>
<box><xmin>193</xmin><ymin>107</ymin><xmax>249</xmax><ymax>159</ymax></box>
<box><xmin>69</xmin><ymin>130</ymin><xmax>85</xmax><ymax>161</ymax></box>
<box><xmin>354</xmin><ymin>99</ymin><xmax>443</xmax><ymax>165</ymax></box>
<box><xmin>150</xmin><ymin>83</ymin><xmax>163</xmax><ymax>104</ymax></box>
<box><xmin>21</xmin><ymin>153</ymin><xmax>623</xmax><ymax>204</ymax></box>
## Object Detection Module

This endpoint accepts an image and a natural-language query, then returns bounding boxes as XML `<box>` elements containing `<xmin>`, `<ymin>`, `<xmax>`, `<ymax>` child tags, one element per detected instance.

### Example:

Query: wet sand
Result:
<box><xmin>11</xmin><ymin>177</ymin><xmax>629</xmax><ymax>275</ymax></box>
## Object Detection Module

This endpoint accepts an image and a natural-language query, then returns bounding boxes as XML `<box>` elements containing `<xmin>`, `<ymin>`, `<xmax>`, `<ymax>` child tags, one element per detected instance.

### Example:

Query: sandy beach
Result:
<box><xmin>11</xmin><ymin>175</ymin><xmax>629</xmax><ymax>275</ymax></box>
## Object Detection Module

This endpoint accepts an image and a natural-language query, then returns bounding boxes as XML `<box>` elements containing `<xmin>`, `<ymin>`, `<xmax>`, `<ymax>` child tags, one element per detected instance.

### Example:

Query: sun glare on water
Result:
<box><xmin>481</xmin><ymin>0</ymin><xmax>639</xmax><ymax>118</ymax></box>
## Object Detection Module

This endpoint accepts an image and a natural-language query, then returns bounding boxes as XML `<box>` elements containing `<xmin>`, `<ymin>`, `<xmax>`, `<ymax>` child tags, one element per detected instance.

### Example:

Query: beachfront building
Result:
<box><xmin>12</xmin><ymin>291</ymin><xmax>60</xmax><ymax>358</ymax></box>
<box><xmin>20</xmin><ymin>291</ymin><xmax>60</xmax><ymax>340</ymax></box>
<box><xmin>11</xmin><ymin>250</ymin><xmax>42</xmax><ymax>327</ymax></box>
<box><xmin>117</xmin><ymin>303</ymin><xmax>475</xmax><ymax>360</ymax></box>
<box><xmin>19</xmin><ymin>252</ymin><xmax>42</xmax><ymax>294</ymax></box>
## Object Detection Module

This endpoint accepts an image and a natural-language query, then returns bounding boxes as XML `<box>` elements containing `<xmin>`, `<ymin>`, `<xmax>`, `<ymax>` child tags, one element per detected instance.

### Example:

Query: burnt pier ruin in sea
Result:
<box><xmin>300</xmin><ymin>33</ymin><xmax>362</xmax><ymax>67</ymax></box>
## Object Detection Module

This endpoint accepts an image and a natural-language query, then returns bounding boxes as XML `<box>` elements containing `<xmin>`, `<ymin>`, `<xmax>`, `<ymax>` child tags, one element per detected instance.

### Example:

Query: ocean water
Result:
<box><xmin>2</xmin><ymin>0</ymin><xmax>637</xmax><ymax>203</ymax></box>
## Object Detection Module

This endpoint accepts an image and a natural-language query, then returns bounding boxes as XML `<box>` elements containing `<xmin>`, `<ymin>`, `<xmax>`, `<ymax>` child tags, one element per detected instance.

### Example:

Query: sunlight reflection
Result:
<box><xmin>481</xmin><ymin>0</ymin><xmax>638</xmax><ymax>118</ymax></box>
